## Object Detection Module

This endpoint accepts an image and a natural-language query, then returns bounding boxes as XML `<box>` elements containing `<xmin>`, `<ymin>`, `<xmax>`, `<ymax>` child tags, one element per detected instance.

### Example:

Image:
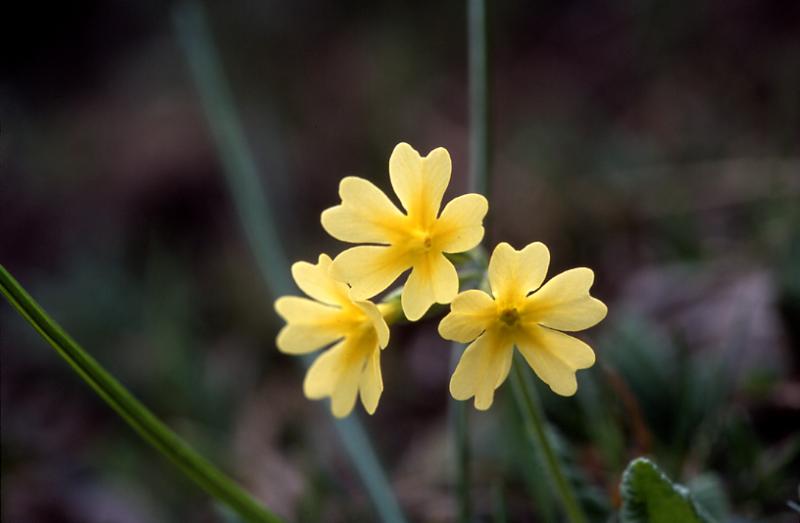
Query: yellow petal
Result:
<box><xmin>495</xmin><ymin>346</ymin><xmax>513</xmax><ymax>387</ymax></box>
<box><xmin>515</xmin><ymin>325</ymin><xmax>596</xmax><ymax>396</ymax></box>
<box><xmin>358</xmin><ymin>347</ymin><xmax>383</xmax><ymax>414</ymax></box>
<box><xmin>389</xmin><ymin>143</ymin><xmax>450</xmax><ymax>225</ymax></box>
<box><xmin>354</xmin><ymin>298</ymin><xmax>390</xmax><ymax>349</ymax></box>
<box><xmin>449</xmin><ymin>328</ymin><xmax>513</xmax><ymax>410</ymax></box>
<box><xmin>389</xmin><ymin>143</ymin><xmax>422</xmax><ymax>213</ymax></box>
<box><xmin>321</xmin><ymin>177</ymin><xmax>406</xmax><ymax>244</ymax></box>
<box><xmin>438</xmin><ymin>289</ymin><xmax>496</xmax><ymax>343</ymax></box>
<box><xmin>433</xmin><ymin>194</ymin><xmax>488</xmax><ymax>253</ymax></box>
<box><xmin>488</xmin><ymin>242</ymin><xmax>550</xmax><ymax>304</ymax></box>
<box><xmin>303</xmin><ymin>339</ymin><xmax>366</xmax><ymax>418</ymax></box>
<box><xmin>303</xmin><ymin>340</ymin><xmax>344</xmax><ymax>399</ymax></box>
<box><xmin>330</xmin><ymin>362</ymin><xmax>364</xmax><ymax>418</ymax></box>
<box><xmin>291</xmin><ymin>254</ymin><xmax>350</xmax><ymax>306</ymax></box>
<box><xmin>274</xmin><ymin>296</ymin><xmax>346</xmax><ymax>354</ymax></box>
<box><xmin>419</xmin><ymin>147</ymin><xmax>451</xmax><ymax>222</ymax></box>
<box><xmin>522</xmin><ymin>268</ymin><xmax>607</xmax><ymax>331</ymax></box>
<box><xmin>330</xmin><ymin>245</ymin><xmax>411</xmax><ymax>300</ymax></box>
<box><xmin>401</xmin><ymin>252</ymin><xmax>458</xmax><ymax>321</ymax></box>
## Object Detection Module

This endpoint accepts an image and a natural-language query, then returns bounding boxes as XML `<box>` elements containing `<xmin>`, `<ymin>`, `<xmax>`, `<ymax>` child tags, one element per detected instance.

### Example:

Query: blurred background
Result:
<box><xmin>2</xmin><ymin>1</ymin><xmax>799</xmax><ymax>521</ymax></box>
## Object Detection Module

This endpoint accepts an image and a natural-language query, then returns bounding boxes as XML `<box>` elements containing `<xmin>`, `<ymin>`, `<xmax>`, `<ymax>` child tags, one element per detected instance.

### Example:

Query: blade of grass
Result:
<box><xmin>171</xmin><ymin>2</ymin><xmax>291</xmax><ymax>298</ymax></box>
<box><xmin>0</xmin><ymin>265</ymin><xmax>282</xmax><ymax>523</ymax></box>
<box><xmin>172</xmin><ymin>4</ymin><xmax>407</xmax><ymax>522</ymax></box>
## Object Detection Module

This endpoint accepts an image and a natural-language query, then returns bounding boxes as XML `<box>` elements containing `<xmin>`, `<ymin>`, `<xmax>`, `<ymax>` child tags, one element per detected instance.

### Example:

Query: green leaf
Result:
<box><xmin>620</xmin><ymin>458</ymin><xmax>716</xmax><ymax>523</ymax></box>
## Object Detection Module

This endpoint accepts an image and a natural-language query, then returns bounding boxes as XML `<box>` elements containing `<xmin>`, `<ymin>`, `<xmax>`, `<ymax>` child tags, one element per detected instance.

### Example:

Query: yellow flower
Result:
<box><xmin>321</xmin><ymin>142</ymin><xmax>488</xmax><ymax>321</ymax></box>
<box><xmin>440</xmin><ymin>242</ymin><xmax>607</xmax><ymax>410</ymax></box>
<box><xmin>275</xmin><ymin>254</ymin><xmax>392</xmax><ymax>418</ymax></box>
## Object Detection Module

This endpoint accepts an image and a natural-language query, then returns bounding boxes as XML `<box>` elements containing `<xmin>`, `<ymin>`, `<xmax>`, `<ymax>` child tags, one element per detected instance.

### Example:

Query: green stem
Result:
<box><xmin>450</xmin><ymin>343</ymin><xmax>471</xmax><ymax>523</ymax></box>
<box><xmin>452</xmin><ymin>1</ymin><xmax>491</xmax><ymax>521</ymax></box>
<box><xmin>471</xmin><ymin>0</ymin><xmax>584</xmax><ymax>519</ymax></box>
<box><xmin>468</xmin><ymin>0</ymin><xmax>490</xmax><ymax>199</ymax></box>
<box><xmin>173</xmin><ymin>4</ymin><xmax>407</xmax><ymax>522</ymax></box>
<box><xmin>510</xmin><ymin>355</ymin><xmax>588</xmax><ymax>523</ymax></box>
<box><xmin>491</xmin><ymin>480</ymin><xmax>508</xmax><ymax>523</ymax></box>
<box><xmin>0</xmin><ymin>265</ymin><xmax>282</xmax><ymax>523</ymax></box>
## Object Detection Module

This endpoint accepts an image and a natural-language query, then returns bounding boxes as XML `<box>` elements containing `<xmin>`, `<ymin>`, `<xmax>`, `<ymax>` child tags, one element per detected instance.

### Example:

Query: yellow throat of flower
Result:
<box><xmin>408</xmin><ymin>227</ymin><xmax>435</xmax><ymax>254</ymax></box>
<box><xmin>499</xmin><ymin>307</ymin><xmax>520</xmax><ymax>327</ymax></box>
<box><xmin>423</xmin><ymin>235</ymin><xmax>432</xmax><ymax>249</ymax></box>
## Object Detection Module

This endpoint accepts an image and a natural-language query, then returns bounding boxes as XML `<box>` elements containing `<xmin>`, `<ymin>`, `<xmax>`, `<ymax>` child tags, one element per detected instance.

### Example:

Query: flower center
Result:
<box><xmin>410</xmin><ymin>228</ymin><xmax>434</xmax><ymax>253</ymax></box>
<box><xmin>499</xmin><ymin>307</ymin><xmax>519</xmax><ymax>326</ymax></box>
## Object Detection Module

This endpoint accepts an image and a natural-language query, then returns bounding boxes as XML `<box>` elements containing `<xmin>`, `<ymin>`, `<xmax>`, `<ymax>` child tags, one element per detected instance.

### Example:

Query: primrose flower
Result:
<box><xmin>322</xmin><ymin>142</ymin><xmax>488</xmax><ymax>321</ymax></box>
<box><xmin>440</xmin><ymin>242</ymin><xmax>607</xmax><ymax>409</ymax></box>
<box><xmin>275</xmin><ymin>254</ymin><xmax>392</xmax><ymax>418</ymax></box>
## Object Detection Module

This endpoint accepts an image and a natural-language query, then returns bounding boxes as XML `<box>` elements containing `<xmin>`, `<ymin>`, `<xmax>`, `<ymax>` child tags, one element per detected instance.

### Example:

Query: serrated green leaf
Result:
<box><xmin>620</xmin><ymin>458</ymin><xmax>716</xmax><ymax>523</ymax></box>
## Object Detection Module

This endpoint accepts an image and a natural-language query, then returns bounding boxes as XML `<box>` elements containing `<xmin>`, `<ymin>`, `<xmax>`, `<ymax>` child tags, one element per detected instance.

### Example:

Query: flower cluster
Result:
<box><xmin>275</xmin><ymin>143</ymin><xmax>606</xmax><ymax>416</ymax></box>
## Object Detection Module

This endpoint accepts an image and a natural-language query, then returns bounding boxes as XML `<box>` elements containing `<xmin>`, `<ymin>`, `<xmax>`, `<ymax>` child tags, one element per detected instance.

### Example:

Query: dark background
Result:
<box><xmin>2</xmin><ymin>1</ymin><xmax>799</xmax><ymax>521</ymax></box>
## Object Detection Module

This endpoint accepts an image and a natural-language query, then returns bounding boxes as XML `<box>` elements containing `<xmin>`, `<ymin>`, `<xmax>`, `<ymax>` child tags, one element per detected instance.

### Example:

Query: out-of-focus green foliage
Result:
<box><xmin>0</xmin><ymin>265</ymin><xmax>284</xmax><ymax>523</ymax></box>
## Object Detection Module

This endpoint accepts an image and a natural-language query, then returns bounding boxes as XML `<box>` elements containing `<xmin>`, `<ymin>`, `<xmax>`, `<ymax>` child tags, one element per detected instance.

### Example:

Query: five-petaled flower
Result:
<box><xmin>275</xmin><ymin>254</ymin><xmax>392</xmax><ymax>418</ymax></box>
<box><xmin>440</xmin><ymin>242</ymin><xmax>607</xmax><ymax>410</ymax></box>
<box><xmin>321</xmin><ymin>142</ymin><xmax>488</xmax><ymax>321</ymax></box>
